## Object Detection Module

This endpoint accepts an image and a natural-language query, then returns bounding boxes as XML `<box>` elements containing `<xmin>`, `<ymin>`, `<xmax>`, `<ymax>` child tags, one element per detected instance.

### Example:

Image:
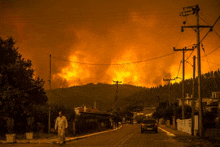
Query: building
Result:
<box><xmin>177</xmin><ymin>92</ymin><xmax>220</xmax><ymax>112</ymax></box>
<box><xmin>212</xmin><ymin>91</ymin><xmax>220</xmax><ymax>99</ymax></box>
<box><xmin>206</xmin><ymin>101</ymin><xmax>218</xmax><ymax>112</ymax></box>
<box><xmin>74</xmin><ymin>103</ymin><xmax>100</xmax><ymax>115</ymax></box>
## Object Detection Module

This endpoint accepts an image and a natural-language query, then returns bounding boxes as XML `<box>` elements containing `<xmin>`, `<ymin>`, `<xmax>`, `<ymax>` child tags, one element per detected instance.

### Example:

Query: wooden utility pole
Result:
<box><xmin>48</xmin><ymin>54</ymin><xmax>51</xmax><ymax>135</ymax></box>
<box><xmin>163</xmin><ymin>78</ymin><xmax>175</xmax><ymax>106</ymax></box>
<box><xmin>173</xmin><ymin>47</ymin><xmax>194</xmax><ymax>119</ymax></box>
<box><xmin>191</xmin><ymin>55</ymin><xmax>196</xmax><ymax>136</ymax></box>
<box><xmin>180</xmin><ymin>4</ymin><xmax>212</xmax><ymax>136</ymax></box>
<box><xmin>113</xmin><ymin>80</ymin><xmax>122</xmax><ymax>101</ymax></box>
<box><xmin>163</xmin><ymin>78</ymin><xmax>177</xmax><ymax>129</ymax></box>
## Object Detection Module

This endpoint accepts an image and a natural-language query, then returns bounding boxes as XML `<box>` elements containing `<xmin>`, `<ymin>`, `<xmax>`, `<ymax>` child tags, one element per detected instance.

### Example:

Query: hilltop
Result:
<box><xmin>46</xmin><ymin>83</ymin><xmax>147</xmax><ymax>111</ymax></box>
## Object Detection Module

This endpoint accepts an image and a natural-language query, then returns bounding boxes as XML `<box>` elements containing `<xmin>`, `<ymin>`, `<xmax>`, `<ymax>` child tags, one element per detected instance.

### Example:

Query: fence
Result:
<box><xmin>176</xmin><ymin>115</ymin><xmax>198</xmax><ymax>135</ymax></box>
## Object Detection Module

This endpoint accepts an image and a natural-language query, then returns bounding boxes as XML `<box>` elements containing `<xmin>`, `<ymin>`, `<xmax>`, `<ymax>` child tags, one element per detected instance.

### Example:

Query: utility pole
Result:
<box><xmin>113</xmin><ymin>80</ymin><xmax>122</xmax><ymax>101</ymax></box>
<box><xmin>163</xmin><ymin>78</ymin><xmax>176</xmax><ymax>129</ymax></box>
<box><xmin>180</xmin><ymin>4</ymin><xmax>212</xmax><ymax>136</ymax></box>
<box><xmin>191</xmin><ymin>55</ymin><xmax>196</xmax><ymax>136</ymax></box>
<box><xmin>163</xmin><ymin>78</ymin><xmax>175</xmax><ymax>106</ymax></box>
<box><xmin>173</xmin><ymin>47</ymin><xmax>194</xmax><ymax>119</ymax></box>
<box><xmin>48</xmin><ymin>54</ymin><xmax>51</xmax><ymax>135</ymax></box>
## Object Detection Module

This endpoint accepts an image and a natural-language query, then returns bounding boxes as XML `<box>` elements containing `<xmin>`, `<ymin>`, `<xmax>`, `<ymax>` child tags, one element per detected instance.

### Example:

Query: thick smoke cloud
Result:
<box><xmin>1</xmin><ymin>0</ymin><xmax>219</xmax><ymax>89</ymax></box>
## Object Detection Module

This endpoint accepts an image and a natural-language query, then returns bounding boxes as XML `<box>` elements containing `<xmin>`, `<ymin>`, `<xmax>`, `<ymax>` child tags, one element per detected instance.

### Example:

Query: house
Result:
<box><xmin>206</xmin><ymin>101</ymin><xmax>218</xmax><ymax>112</ymax></box>
<box><xmin>206</xmin><ymin>92</ymin><xmax>220</xmax><ymax>112</ymax></box>
<box><xmin>212</xmin><ymin>91</ymin><xmax>220</xmax><ymax>99</ymax></box>
<box><xmin>74</xmin><ymin>103</ymin><xmax>100</xmax><ymax>115</ymax></box>
<box><xmin>133</xmin><ymin>106</ymin><xmax>155</xmax><ymax>119</ymax></box>
<box><xmin>177</xmin><ymin>92</ymin><xmax>220</xmax><ymax>112</ymax></box>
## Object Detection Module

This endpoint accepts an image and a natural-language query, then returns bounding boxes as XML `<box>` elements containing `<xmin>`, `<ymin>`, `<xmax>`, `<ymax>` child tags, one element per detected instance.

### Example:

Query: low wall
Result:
<box><xmin>159</xmin><ymin>118</ymin><xmax>165</xmax><ymax>125</ymax></box>
<box><xmin>176</xmin><ymin>115</ymin><xmax>198</xmax><ymax>135</ymax></box>
<box><xmin>166</xmin><ymin>120</ymin><xmax>170</xmax><ymax>127</ymax></box>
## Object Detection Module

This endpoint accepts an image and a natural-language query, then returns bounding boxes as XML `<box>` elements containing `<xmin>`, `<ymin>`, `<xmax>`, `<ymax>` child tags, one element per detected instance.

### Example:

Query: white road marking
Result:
<box><xmin>158</xmin><ymin>127</ymin><xmax>175</xmax><ymax>136</ymax></box>
<box><xmin>114</xmin><ymin>133</ymin><xmax>134</xmax><ymax>147</ymax></box>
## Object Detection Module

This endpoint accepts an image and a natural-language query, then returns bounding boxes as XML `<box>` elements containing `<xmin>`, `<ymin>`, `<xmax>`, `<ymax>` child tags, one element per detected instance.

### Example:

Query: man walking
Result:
<box><xmin>55</xmin><ymin>111</ymin><xmax>68</xmax><ymax>145</ymax></box>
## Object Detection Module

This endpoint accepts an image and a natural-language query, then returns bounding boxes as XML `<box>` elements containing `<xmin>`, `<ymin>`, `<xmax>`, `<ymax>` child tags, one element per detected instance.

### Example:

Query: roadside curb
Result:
<box><xmin>66</xmin><ymin>125</ymin><xmax>122</xmax><ymax>142</ymax></box>
<box><xmin>158</xmin><ymin>125</ymin><xmax>191</xmax><ymax>137</ymax></box>
<box><xmin>0</xmin><ymin>125</ymin><xmax>123</xmax><ymax>144</ymax></box>
<box><xmin>158</xmin><ymin>127</ymin><xmax>175</xmax><ymax>136</ymax></box>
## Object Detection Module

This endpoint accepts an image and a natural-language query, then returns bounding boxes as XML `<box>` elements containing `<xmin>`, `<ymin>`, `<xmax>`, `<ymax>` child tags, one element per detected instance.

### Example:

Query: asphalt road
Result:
<box><xmin>2</xmin><ymin>124</ymin><xmax>185</xmax><ymax>147</ymax></box>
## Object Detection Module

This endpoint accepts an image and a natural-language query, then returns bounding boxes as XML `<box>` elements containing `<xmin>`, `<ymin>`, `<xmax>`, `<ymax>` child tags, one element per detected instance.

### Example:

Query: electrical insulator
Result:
<box><xmin>181</xmin><ymin>27</ymin><xmax>184</xmax><ymax>32</ymax></box>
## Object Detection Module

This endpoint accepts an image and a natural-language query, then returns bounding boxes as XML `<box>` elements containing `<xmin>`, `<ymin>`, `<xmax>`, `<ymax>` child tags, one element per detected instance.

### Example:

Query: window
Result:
<box><xmin>143</xmin><ymin>120</ymin><xmax>156</xmax><ymax>124</ymax></box>
<box><xmin>212</xmin><ymin>92</ymin><xmax>216</xmax><ymax>98</ymax></box>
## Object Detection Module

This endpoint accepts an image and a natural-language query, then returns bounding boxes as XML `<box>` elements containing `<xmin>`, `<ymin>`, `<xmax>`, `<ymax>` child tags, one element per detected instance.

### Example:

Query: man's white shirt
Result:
<box><xmin>55</xmin><ymin>116</ymin><xmax>68</xmax><ymax>129</ymax></box>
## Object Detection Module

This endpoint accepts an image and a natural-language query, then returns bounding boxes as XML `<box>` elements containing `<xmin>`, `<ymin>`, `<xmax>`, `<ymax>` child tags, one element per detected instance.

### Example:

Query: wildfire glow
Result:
<box><xmin>51</xmin><ymin>10</ymin><xmax>219</xmax><ymax>89</ymax></box>
<box><xmin>54</xmin><ymin>47</ymin><xmax>150</xmax><ymax>87</ymax></box>
<box><xmin>107</xmin><ymin>47</ymin><xmax>144</xmax><ymax>86</ymax></box>
<box><xmin>54</xmin><ymin>51</ymin><xmax>91</xmax><ymax>87</ymax></box>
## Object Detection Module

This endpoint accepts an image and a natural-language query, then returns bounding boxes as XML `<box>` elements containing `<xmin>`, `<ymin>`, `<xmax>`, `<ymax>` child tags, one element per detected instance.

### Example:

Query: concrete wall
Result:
<box><xmin>166</xmin><ymin>120</ymin><xmax>170</xmax><ymax>127</ymax></box>
<box><xmin>176</xmin><ymin>115</ymin><xmax>198</xmax><ymax>135</ymax></box>
<box><xmin>159</xmin><ymin>118</ymin><xmax>165</xmax><ymax>125</ymax></box>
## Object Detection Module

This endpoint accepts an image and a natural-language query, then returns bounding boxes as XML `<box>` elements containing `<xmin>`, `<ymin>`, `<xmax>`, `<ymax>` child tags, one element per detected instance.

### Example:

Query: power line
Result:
<box><xmin>202</xmin><ymin>50</ymin><xmax>219</xmax><ymax>90</ymax></box>
<box><xmin>51</xmin><ymin>52</ymin><xmax>176</xmax><ymax>66</ymax></box>
<box><xmin>174</xmin><ymin>33</ymin><xmax>183</xmax><ymax>48</ymax></box>
<box><xmin>181</xmin><ymin>16</ymin><xmax>219</xmax><ymax>64</ymax></box>
<box><xmin>176</xmin><ymin>61</ymin><xmax>182</xmax><ymax>79</ymax></box>
<box><xmin>199</xmin><ymin>15</ymin><xmax>220</xmax><ymax>39</ymax></box>
<box><xmin>214</xmin><ymin>31</ymin><xmax>220</xmax><ymax>38</ymax></box>
<box><xmin>202</xmin><ymin>46</ymin><xmax>220</xmax><ymax>58</ymax></box>
<box><xmin>185</xmin><ymin>49</ymin><xmax>195</xmax><ymax>61</ymax></box>
<box><xmin>185</xmin><ymin>15</ymin><xmax>220</xmax><ymax>60</ymax></box>
<box><xmin>203</xmin><ymin>52</ymin><xmax>212</xmax><ymax>71</ymax></box>
<box><xmin>200</xmin><ymin>16</ymin><xmax>220</xmax><ymax>43</ymax></box>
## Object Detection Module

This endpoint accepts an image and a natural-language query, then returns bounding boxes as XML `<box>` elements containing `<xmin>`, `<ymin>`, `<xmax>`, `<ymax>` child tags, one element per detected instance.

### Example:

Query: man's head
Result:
<box><xmin>59</xmin><ymin>111</ymin><xmax>62</xmax><ymax>117</ymax></box>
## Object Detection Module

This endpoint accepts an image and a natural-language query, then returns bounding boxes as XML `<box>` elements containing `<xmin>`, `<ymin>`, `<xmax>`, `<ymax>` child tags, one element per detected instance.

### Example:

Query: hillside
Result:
<box><xmin>46</xmin><ymin>83</ymin><xmax>147</xmax><ymax>111</ymax></box>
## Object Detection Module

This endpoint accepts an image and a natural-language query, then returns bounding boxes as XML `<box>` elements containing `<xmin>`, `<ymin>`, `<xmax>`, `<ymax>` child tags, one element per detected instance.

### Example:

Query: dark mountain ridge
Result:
<box><xmin>46</xmin><ymin>83</ymin><xmax>147</xmax><ymax>111</ymax></box>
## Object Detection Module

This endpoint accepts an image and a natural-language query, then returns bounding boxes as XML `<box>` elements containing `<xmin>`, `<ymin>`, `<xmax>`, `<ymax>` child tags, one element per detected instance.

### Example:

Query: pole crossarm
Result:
<box><xmin>181</xmin><ymin>25</ymin><xmax>212</xmax><ymax>29</ymax></box>
<box><xmin>173</xmin><ymin>47</ymin><xmax>194</xmax><ymax>51</ymax></box>
<box><xmin>180</xmin><ymin>5</ymin><xmax>200</xmax><ymax>16</ymax></box>
<box><xmin>163</xmin><ymin>78</ymin><xmax>175</xmax><ymax>82</ymax></box>
<box><xmin>113</xmin><ymin>80</ymin><xmax>122</xmax><ymax>101</ymax></box>
<box><xmin>113</xmin><ymin>80</ymin><xmax>122</xmax><ymax>84</ymax></box>
<box><xmin>182</xmin><ymin>25</ymin><xmax>212</xmax><ymax>28</ymax></box>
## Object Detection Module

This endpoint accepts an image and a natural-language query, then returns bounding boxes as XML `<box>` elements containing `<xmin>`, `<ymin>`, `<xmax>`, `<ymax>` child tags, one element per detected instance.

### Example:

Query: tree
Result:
<box><xmin>152</xmin><ymin>102</ymin><xmax>193</xmax><ymax>122</ymax></box>
<box><xmin>135</xmin><ymin>115</ymin><xmax>146</xmax><ymax>124</ymax></box>
<box><xmin>0</xmin><ymin>37</ymin><xmax>47</xmax><ymax>134</ymax></box>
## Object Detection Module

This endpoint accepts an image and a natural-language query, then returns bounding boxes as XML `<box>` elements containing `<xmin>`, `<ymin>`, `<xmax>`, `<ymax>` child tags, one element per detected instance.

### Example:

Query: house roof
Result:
<box><xmin>75</xmin><ymin>105</ymin><xmax>100</xmax><ymax>113</ymax></box>
<box><xmin>206</xmin><ymin>101</ymin><xmax>219</xmax><ymax>106</ymax></box>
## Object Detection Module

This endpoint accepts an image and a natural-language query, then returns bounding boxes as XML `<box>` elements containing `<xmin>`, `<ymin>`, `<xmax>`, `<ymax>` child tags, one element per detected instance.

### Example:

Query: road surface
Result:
<box><xmin>2</xmin><ymin>124</ymin><xmax>186</xmax><ymax>147</ymax></box>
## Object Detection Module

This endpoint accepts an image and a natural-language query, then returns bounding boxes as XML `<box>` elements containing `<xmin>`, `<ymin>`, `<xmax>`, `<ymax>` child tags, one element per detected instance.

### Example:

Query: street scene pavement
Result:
<box><xmin>0</xmin><ymin>124</ymin><xmax>206</xmax><ymax>147</ymax></box>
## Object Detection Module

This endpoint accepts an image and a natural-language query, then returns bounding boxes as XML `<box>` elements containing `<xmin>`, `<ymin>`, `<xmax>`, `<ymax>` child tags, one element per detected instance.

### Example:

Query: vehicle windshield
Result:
<box><xmin>143</xmin><ymin>120</ymin><xmax>156</xmax><ymax>124</ymax></box>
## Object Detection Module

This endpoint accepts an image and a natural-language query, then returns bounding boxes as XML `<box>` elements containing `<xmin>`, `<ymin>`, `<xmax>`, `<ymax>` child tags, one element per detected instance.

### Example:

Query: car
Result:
<box><xmin>141</xmin><ymin>119</ymin><xmax>158</xmax><ymax>133</ymax></box>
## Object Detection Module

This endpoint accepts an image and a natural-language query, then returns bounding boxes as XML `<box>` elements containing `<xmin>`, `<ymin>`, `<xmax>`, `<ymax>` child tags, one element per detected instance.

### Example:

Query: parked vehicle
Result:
<box><xmin>141</xmin><ymin>119</ymin><xmax>158</xmax><ymax>133</ymax></box>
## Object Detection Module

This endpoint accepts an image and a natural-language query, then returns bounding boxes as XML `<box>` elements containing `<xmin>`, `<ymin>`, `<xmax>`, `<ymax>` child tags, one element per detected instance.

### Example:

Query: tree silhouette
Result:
<box><xmin>0</xmin><ymin>37</ymin><xmax>47</xmax><ymax>133</ymax></box>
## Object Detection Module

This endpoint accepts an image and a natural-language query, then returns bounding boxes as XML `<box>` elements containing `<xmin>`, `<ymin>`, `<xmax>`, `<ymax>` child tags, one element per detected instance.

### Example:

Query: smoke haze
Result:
<box><xmin>1</xmin><ymin>0</ymin><xmax>220</xmax><ymax>89</ymax></box>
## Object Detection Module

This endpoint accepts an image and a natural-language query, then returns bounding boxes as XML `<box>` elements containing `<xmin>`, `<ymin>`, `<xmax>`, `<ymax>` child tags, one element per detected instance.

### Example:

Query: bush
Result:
<box><xmin>203</xmin><ymin>111</ymin><xmax>217</xmax><ymax>128</ymax></box>
<box><xmin>135</xmin><ymin>115</ymin><xmax>146</xmax><ymax>124</ymax></box>
<box><xmin>75</xmin><ymin>114</ymin><xmax>112</xmax><ymax>135</ymax></box>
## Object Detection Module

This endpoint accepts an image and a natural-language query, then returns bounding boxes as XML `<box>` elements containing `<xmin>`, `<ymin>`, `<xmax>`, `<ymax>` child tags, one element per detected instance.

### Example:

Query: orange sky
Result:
<box><xmin>1</xmin><ymin>0</ymin><xmax>220</xmax><ymax>89</ymax></box>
